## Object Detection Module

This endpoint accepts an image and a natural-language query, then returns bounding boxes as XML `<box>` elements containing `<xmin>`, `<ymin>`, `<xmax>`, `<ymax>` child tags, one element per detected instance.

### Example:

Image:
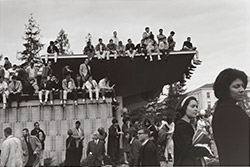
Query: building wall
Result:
<box><xmin>0</xmin><ymin>99</ymin><xmax>114</xmax><ymax>165</ymax></box>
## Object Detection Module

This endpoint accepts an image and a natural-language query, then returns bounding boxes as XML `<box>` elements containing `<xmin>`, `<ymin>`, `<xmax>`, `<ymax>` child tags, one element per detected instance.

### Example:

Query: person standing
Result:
<box><xmin>128</xmin><ymin>128</ymin><xmax>141</xmax><ymax>167</ymax></box>
<box><xmin>21</xmin><ymin>128</ymin><xmax>42</xmax><ymax>167</ymax></box>
<box><xmin>72</xmin><ymin>121</ymin><xmax>85</xmax><ymax>166</ymax></box>
<box><xmin>65</xmin><ymin>129</ymin><xmax>78</xmax><ymax>167</ymax></box>
<box><xmin>79</xmin><ymin>59</ymin><xmax>91</xmax><ymax>82</ymax></box>
<box><xmin>0</xmin><ymin>127</ymin><xmax>23</xmax><ymax>167</ymax></box>
<box><xmin>31</xmin><ymin>122</ymin><xmax>46</xmax><ymax>167</ymax></box>
<box><xmin>137</xmin><ymin>128</ymin><xmax>160</xmax><ymax>166</ymax></box>
<box><xmin>173</xmin><ymin>96</ymin><xmax>211</xmax><ymax>166</ymax></box>
<box><xmin>86</xmin><ymin>131</ymin><xmax>106</xmax><ymax>167</ymax></box>
<box><xmin>212</xmin><ymin>68</ymin><xmax>250</xmax><ymax>166</ymax></box>
<box><xmin>107</xmin><ymin>118</ymin><xmax>122</xmax><ymax>165</ymax></box>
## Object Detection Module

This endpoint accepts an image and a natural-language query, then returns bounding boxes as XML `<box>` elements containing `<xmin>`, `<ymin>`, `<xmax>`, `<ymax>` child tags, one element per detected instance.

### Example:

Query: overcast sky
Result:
<box><xmin>0</xmin><ymin>0</ymin><xmax>249</xmax><ymax>92</ymax></box>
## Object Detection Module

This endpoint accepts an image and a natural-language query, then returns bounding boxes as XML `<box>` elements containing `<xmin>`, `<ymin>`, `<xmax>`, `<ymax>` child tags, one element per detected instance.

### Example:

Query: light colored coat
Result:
<box><xmin>0</xmin><ymin>135</ymin><xmax>23</xmax><ymax>167</ymax></box>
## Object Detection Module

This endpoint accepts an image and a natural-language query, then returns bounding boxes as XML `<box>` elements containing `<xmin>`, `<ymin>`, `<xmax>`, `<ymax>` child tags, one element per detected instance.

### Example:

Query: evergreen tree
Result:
<box><xmin>17</xmin><ymin>14</ymin><xmax>44</xmax><ymax>64</ymax></box>
<box><xmin>55</xmin><ymin>29</ymin><xmax>71</xmax><ymax>55</ymax></box>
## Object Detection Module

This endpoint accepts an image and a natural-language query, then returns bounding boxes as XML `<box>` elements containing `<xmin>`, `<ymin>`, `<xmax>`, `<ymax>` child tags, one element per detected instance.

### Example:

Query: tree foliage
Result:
<box><xmin>17</xmin><ymin>14</ymin><xmax>44</xmax><ymax>64</ymax></box>
<box><xmin>55</xmin><ymin>29</ymin><xmax>71</xmax><ymax>55</ymax></box>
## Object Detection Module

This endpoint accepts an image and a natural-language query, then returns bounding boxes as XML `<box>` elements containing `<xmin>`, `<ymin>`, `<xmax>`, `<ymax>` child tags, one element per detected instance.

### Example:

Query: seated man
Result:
<box><xmin>50</xmin><ymin>75</ymin><xmax>62</xmax><ymax>104</ymax></box>
<box><xmin>47</xmin><ymin>41</ymin><xmax>59</xmax><ymax>54</ymax></box>
<box><xmin>159</xmin><ymin>37</ymin><xmax>169</xmax><ymax>60</ymax></box>
<box><xmin>95</xmin><ymin>38</ymin><xmax>107</xmax><ymax>60</ymax></box>
<box><xmin>167</xmin><ymin>31</ymin><xmax>176</xmax><ymax>51</ymax></box>
<box><xmin>38</xmin><ymin>76</ymin><xmax>52</xmax><ymax>105</ymax></box>
<box><xmin>83</xmin><ymin>41</ymin><xmax>95</xmax><ymax>61</ymax></box>
<box><xmin>135</xmin><ymin>39</ymin><xmax>147</xmax><ymax>56</ymax></box>
<box><xmin>79</xmin><ymin>59</ymin><xmax>91</xmax><ymax>82</ymax></box>
<box><xmin>182</xmin><ymin>37</ymin><xmax>201</xmax><ymax>65</ymax></box>
<box><xmin>125</xmin><ymin>39</ymin><xmax>136</xmax><ymax>60</ymax></box>
<box><xmin>75</xmin><ymin>74</ymin><xmax>87</xmax><ymax>103</ymax></box>
<box><xmin>157</xmin><ymin>28</ymin><xmax>166</xmax><ymax>44</ymax></box>
<box><xmin>117</xmin><ymin>41</ymin><xmax>125</xmax><ymax>57</ymax></box>
<box><xmin>8</xmin><ymin>75</ymin><xmax>22</xmax><ymax>108</ymax></box>
<box><xmin>106</xmin><ymin>39</ymin><xmax>118</xmax><ymax>60</ymax></box>
<box><xmin>62</xmin><ymin>73</ymin><xmax>78</xmax><ymax>106</ymax></box>
<box><xmin>85</xmin><ymin>76</ymin><xmax>99</xmax><ymax>101</ymax></box>
<box><xmin>0</xmin><ymin>76</ymin><xmax>8</xmax><ymax>109</ymax></box>
<box><xmin>146</xmin><ymin>39</ymin><xmax>160</xmax><ymax>61</ymax></box>
<box><xmin>98</xmin><ymin>77</ymin><xmax>116</xmax><ymax>102</ymax></box>
<box><xmin>25</xmin><ymin>61</ymin><xmax>39</xmax><ymax>93</ymax></box>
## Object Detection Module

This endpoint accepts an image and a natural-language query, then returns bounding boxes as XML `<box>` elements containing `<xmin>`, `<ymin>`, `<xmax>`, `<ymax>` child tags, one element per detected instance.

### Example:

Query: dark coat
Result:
<box><xmin>138</xmin><ymin>140</ymin><xmax>160</xmax><ymax>166</ymax></box>
<box><xmin>212</xmin><ymin>100</ymin><xmax>250</xmax><ymax>166</ymax></box>
<box><xmin>86</xmin><ymin>140</ymin><xmax>105</xmax><ymax>166</ymax></box>
<box><xmin>107</xmin><ymin>124</ymin><xmax>121</xmax><ymax>161</ymax></box>
<box><xmin>129</xmin><ymin>138</ymin><xmax>141</xmax><ymax>167</ymax></box>
<box><xmin>173</xmin><ymin>119</ymin><xmax>208</xmax><ymax>166</ymax></box>
<box><xmin>65</xmin><ymin>136</ymin><xmax>78</xmax><ymax>166</ymax></box>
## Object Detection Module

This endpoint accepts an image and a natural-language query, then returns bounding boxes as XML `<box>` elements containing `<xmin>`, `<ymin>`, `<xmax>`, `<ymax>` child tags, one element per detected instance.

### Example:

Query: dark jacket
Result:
<box><xmin>86</xmin><ymin>140</ymin><xmax>105</xmax><ymax>166</ymax></box>
<box><xmin>173</xmin><ymin>119</ymin><xmax>208</xmax><ymax>166</ymax></box>
<box><xmin>31</xmin><ymin>128</ymin><xmax>46</xmax><ymax>150</ymax></box>
<box><xmin>65</xmin><ymin>136</ymin><xmax>78</xmax><ymax>166</ymax></box>
<box><xmin>107</xmin><ymin>124</ymin><xmax>121</xmax><ymax>159</ymax></box>
<box><xmin>212</xmin><ymin>99</ymin><xmax>250</xmax><ymax>166</ymax></box>
<box><xmin>129</xmin><ymin>138</ymin><xmax>141</xmax><ymax>167</ymax></box>
<box><xmin>138</xmin><ymin>140</ymin><xmax>160</xmax><ymax>166</ymax></box>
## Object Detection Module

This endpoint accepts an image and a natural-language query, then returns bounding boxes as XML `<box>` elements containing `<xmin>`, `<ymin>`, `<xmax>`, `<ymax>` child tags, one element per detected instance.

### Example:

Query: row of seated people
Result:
<box><xmin>0</xmin><ymin>71</ymin><xmax>116</xmax><ymax>109</ymax></box>
<box><xmin>47</xmin><ymin>28</ymin><xmax>201</xmax><ymax>63</ymax></box>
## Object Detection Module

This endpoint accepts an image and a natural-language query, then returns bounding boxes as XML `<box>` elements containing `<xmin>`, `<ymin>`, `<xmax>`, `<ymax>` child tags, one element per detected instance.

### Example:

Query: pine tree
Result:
<box><xmin>55</xmin><ymin>29</ymin><xmax>71</xmax><ymax>55</ymax></box>
<box><xmin>17</xmin><ymin>14</ymin><xmax>44</xmax><ymax>64</ymax></box>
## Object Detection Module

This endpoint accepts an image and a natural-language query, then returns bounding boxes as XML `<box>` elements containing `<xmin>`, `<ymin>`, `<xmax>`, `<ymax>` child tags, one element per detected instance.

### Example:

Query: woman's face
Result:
<box><xmin>185</xmin><ymin>100</ymin><xmax>198</xmax><ymax>119</ymax></box>
<box><xmin>229</xmin><ymin>78</ymin><xmax>245</xmax><ymax>101</ymax></box>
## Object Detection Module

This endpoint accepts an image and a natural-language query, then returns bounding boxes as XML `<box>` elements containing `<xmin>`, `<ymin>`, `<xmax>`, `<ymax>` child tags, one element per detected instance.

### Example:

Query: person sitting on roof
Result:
<box><xmin>98</xmin><ymin>76</ymin><xmax>116</xmax><ymax>102</ymax></box>
<box><xmin>142</xmin><ymin>27</ymin><xmax>151</xmax><ymax>46</ymax></box>
<box><xmin>125</xmin><ymin>38</ymin><xmax>136</xmax><ymax>60</ymax></box>
<box><xmin>159</xmin><ymin>37</ymin><xmax>169</xmax><ymax>61</ymax></box>
<box><xmin>38</xmin><ymin>76</ymin><xmax>52</xmax><ymax>105</ymax></box>
<box><xmin>157</xmin><ymin>28</ymin><xmax>166</xmax><ymax>44</ymax></box>
<box><xmin>75</xmin><ymin>73</ymin><xmax>87</xmax><ymax>103</ymax></box>
<box><xmin>167</xmin><ymin>31</ymin><xmax>176</xmax><ymax>51</ymax></box>
<box><xmin>83</xmin><ymin>41</ymin><xmax>95</xmax><ymax>61</ymax></box>
<box><xmin>182</xmin><ymin>37</ymin><xmax>201</xmax><ymax>65</ymax></box>
<box><xmin>135</xmin><ymin>39</ymin><xmax>147</xmax><ymax>57</ymax></box>
<box><xmin>95</xmin><ymin>38</ymin><xmax>107</xmax><ymax>60</ymax></box>
<box><xmin>117</xmin><ymin>41</ymin><xmax>126</xmax><ymax>57</ymax></box>
<box><xmin>106</xmin><ymin>39</ymin><xmax>118</xmax><ymax>60</ymax></box>
<box><xmin>4</xmin><ymin>57</ymin><xmax>12</xmax><ymax>70</ymax></box>
<box><xmin>0</xmin><ymin>76</ymin><xmax>8</xmax><ymax>109</ymax></box>
<box><xmin>62</xmin><ymin>72</ymin><xmax>78</xmax><ymax>107</ymax></box>
<box><xmin>146</xmin><ymin>39</ymin><xmax>161</xmax><ymax>61</ymax></box>
<box><xmin>85</xmin><ymin>76</ymin><xmax>99</xmax><ymax>102</ymax></box>
<box><xmin>8</xmin><ymin>75</ymin><xmax>22</xmax><ymax>108</ymax></box>
<box><xmin>47</xmin><ymin>41</ymin><xmax>59</xmax><ymax>54</ymax></box>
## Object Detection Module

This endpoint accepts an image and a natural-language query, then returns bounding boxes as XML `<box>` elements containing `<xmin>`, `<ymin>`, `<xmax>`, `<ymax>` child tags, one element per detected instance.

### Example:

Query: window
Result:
<box><xmin>207</xmin><ymin>92</ymin><xmax>210</xmax><ymax>99</ymax></box>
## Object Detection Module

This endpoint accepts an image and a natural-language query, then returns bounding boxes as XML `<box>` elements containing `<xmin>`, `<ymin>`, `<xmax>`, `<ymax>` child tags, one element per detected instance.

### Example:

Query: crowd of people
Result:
<box><xmin>0</xmin><ymin>55</ymin><xmax>117</xmax><ymax>109</ymax></box>
<box><xmin>0</xmin><ymin>67</ymin><xmax>249</xmax><ymax>167</ymax></box>
<box><xmin>47</xmin><ymin>27</ymin><xmax>201</xmax><ymax>64</ymax></box>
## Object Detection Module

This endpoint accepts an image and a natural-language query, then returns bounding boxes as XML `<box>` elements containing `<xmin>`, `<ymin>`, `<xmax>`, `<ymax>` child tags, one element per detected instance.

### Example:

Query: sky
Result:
<box><xmin>0</xmin><ymin>0</ymin><xmax>249</xmax><ymax>92</ymax></box>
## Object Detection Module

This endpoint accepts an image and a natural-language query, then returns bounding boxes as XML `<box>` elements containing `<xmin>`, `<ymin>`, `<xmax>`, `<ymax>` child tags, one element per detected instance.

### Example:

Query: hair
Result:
<box><xmin>98</xmin><ymin>38</ymin><xmax>102</xmax><ymax>41</ymax></box>
<box><xmin>145</xmin><ymin>27</ymin><xmax>149</xmax><ymax>30</ymax></box>
<box><xmin>22</xmin><ymin>128</ymin><xmax>29</xmax><ymax>132</ymax></box>
<box><xmin>50</xmin><ymin>41</ymin><xmax>54</xmax><ymax>45</ymax></box>
<box><xmin>4</xmin><ymin>57</ymin><xmax>8</xmax><ymax>60</ymax></box>
<box><xmin>213</xmin><ymin>68</ymin><xmax>248</xmax><ymax>100</ymax></box>
<box><xmin>34</xmin><ymin>122</ymin><xmax>39</xmax><ymax>126</ymax></box>
<box><xmin>112</xmin><ymin>118</ymin><xmax>118</xmax><ymax>124</ymax></box>
<box><xmin>75</xmin><ymin>121</ymin><xmax>81</xmax><ymax>125</ymax></box>
<box><xmin>175</xmin><ymin>96</ymin><xmax>198</xmax><ymax>121</ymax></box>
<box><xmin>170</xmin><ymin>31</ymin><xmax>175</xmax><ymax>35</ymax></box>
<box><xmin>4</xmin><ymin>127</ymin><xmax>12</xmax><ymax>135</ymax></box>
<box><xmin>67</xmin><ymin>129</ymin><xmax>73</xmax><ymax>136</ymax></box>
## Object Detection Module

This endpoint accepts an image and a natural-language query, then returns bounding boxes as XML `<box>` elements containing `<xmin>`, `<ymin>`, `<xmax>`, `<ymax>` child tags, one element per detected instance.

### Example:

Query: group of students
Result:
<box><xmin>47</xmin><ymin>27</ymin><xmax>201</xmax><ymax>63</ymax></box>
<box><xmin>0</xmin><ymin>56</ymin><xmax>117</xmax><ymax>108</ymax></box>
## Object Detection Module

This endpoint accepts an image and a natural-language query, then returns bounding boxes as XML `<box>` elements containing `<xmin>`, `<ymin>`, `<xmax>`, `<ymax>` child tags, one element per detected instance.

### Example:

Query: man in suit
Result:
<box><xmin>86</xmin><ymin>131</ymin><xmax>106</xmax><ymax>167</ymax></box>
<box><xmin>72</xmin><ymin>121</ymin><xmax>85</xmax><ymax>166</ymax></box>
<box><xmin>21</xmin><ymin>128</ymin><xmax>42</xmax><ymax>167</ymax></box>
<box><xmin>129</xmin><ymin>128</ymin><xmax>141</xmax><ymax>167</ymax></box>
<box><xmin>138</xmin><ymin>128</ymin><xmax>160</xmax><ymax>166</ymax></box>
